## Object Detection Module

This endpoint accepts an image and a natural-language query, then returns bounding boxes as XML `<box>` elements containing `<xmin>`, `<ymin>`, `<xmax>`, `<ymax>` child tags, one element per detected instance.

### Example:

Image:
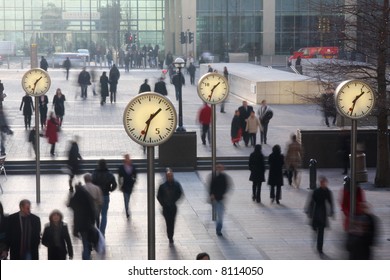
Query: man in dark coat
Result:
<box><xmin>267</xmin><ymin>144</ymin><xmax>284</xmax><ymax>204</ymax></box>
<box><xmin>187</xmin><ymin>62</ymin><xmax>196</xmax><ymax>85</ymax></box>
<box><xmin>78</xmin><ymin>67</ymin><xmax>91</xmax><ymax>99</ymax></box>
<box><xmin>322</xmin><ymin>87</ymin><xmax>337</xmax><ymax>127</ymax></box>
<box><xmin>172</xmin><ymin>71</ymin><xmax>185</xmax><ymax>101</ymax></box>
<box><xmin>99</xmin><ymin>71</ymin><xmax>109</xmax><ymax>105</ymax></box>
<box><xmin>92</xmin><ymin>159</ymin><xmax>117</xmax><ymax>236</ymax></box>
<box><xmin>63</xmin><ymin>57</ymin><xmax>71</xmax><ymax>80</ymax></box>
<box><xmin>38</xmin><ymin>94</ymin><xmax>49</xmax><ymax>129</ymax></box>
<box><xmin>108</xmin><ymin>64</ymin><xmax>120</xmax><ymax>103</ymax></box>
<box><xmin>20</xmin><ymin>93</ymin><xmax>34</xmax><ymax>129</ymax></box>
<box><xmin>40</xmin><ymin>56</ymin><xmax>48</xmax><ymax>71</ymax></box>
<box><xmin>157</xmin><ymin>169</ymin><xmax>183</xmax><ymax>244</ymax></box>
<box><xmin>67</xmin><ymin>135</ymin><xmax>82</xmax><ymax>192</ymax></box>
<box><xmin>154</xmin><ymin>77</ymin><xmax>168</xmax><ymax>96</ymax></box>
<box><xmin>209</xmin><ymin>164</ymin><xmax>231</xmax><ymax>236</ymax></box>
<box><xmin>249</xmin><ymin>144</ymin><xmax>266</xmax><ymax>203</ymax></box>
<box><xmin>6</xmin><ymin>199</ymin><xmax>41</xmax><ymax>260</ymax></box>
<box><xmin>118</xmin><ymin>154</ymin><xmax>137</xmax><ymax>219</ymax></box>
<box><xmin>0</xmin><ymin>80</ymin><xmax>5</xmax><ymax>108</ymax></box>
<box><xmin>138</xmin><ymin>79</ymin><xmax>151</xmax><ymax>93</ymax></box>
<box><xmin>257</xmin><ymin>99</ymin><xmax>273</xmax><ymax>144</ymax></box>
<box><xmin>305</xmin><ymin>176</ymin><xmax>334</xmax><ymax>255</ymax></box>
<box><xmin>238</xmin><ymin>101</ymin><xmax>253</xmax><ymax>147</ymax></box>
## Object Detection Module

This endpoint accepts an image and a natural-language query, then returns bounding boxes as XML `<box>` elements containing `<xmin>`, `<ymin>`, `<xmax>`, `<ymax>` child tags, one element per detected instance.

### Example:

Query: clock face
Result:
<box><xmin>335</xmin><ymin>80</ymin><xmax>375</xmax><ymax>119</ymax></box>
<box><xmin>21</xmin><ymin>68</ymin><xmax>51</xmax><ymax>96</ymax></box>
<box><xmin>197</xmin><ymin>73</ymin><xmax>229</xmax><ymax>104</ymax></box>
<box><xmin>123</xmin><ymin>92</ymin><xmax>177</xmax><ymax>146</ymax></box>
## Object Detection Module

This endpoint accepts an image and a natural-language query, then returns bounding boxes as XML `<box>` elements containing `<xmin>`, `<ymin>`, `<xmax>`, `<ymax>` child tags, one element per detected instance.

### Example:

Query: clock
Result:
<box><xmin>197</xmin><ymin>72</ymin><xmax>229</xmax><ymax>104</ymax></box>
<box><xmin>335</xmin><ymin>80</ymin><xmax>375</xmax><ymax>119</ymax></box>
<box><xmin>21</xmin><ymin>68</ymin><xmax>51</xmax><ymax>96</ymax></box>
<box><xmin>123</xmin><ymin>92</ymin><xmax>177</xmax><ymax>146</ymax></box>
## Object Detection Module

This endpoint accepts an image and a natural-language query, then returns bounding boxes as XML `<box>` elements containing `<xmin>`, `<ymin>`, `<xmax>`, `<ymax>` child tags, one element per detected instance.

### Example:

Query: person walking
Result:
<box><xmin>20</xmin><ymin>92</ymin><xmax>34</xmax><ymax>129</ymax></box>
<box><xmin>187</xmin><ymin>62</ymin><xmax>196</xmax><ymax>85</ymax></box>
<box><xmin>220</xmin><ymin>66</ymin><xmax>229</xmax><ymax>113</ymax></box>
<box><xmin>63</xmin><ymin>57</ymin><xmax>71</xmax><ymax>81</ymax></box>
<box><xmin>157</xmin><ymin>168</ymin><xmax>183</xmax><ymax>244</ymax></box>
<box><xmin>209</xmin><ymin>164</ymin><xmax>231</xmax><ymax>236</ymax></box>
<box><xmin>197</xmin><ymin>102</ymin><xmax>212</xmax><ymax>145</ymax></box>
<box><xmin>172</xmin><ymin>70</ymin><xmax>185</xmax><ymax>101</ymax></box>
<box><xmin>108</xmin><ymin>64</ymin><xmax>120</xmax><ymax>103</ymax></box>
<box><xmin>67</xmin><ymin>182</ymin><xmax>96</xmax><ymax>260</ymax></box>
<box><xmin>92</xmin><ymin>159</ymin><xmax>117</xmax><ymax>237</ymax></box>
<box><xmin>0</xmin><ymin>107</ymin><xmax>13</xmax><ymax>156</ymax></box>
<box><xmin>67</xmin><ymin>135</ymin><xmax>83</xmax><ymax>192</ymax></box>
<box><xmin>249</xmin><ymin>144</ymin><xmax>266</xmax><ymax>203</ymax></box>
<box><xmin>78</xmin><ymin>67</ymin><xmax>91</xmax><ymax>99</ymax></box>
<box><xmin>138</xmin><ymin>79</ymin><xmax>151</xmax><ymax>93</ymax></box>
<box><xmin>285</xmin><ymin>133</ymin><xmax>303</xmax><ymax>188</ymax></box>
<box><xmin>118</xmin><ymin>154</ymin><xmax>137</xmax><ymax>219</ymax></box>
<box><xmin>257</xmin><ymin>100</ymin><xmax>273</xmax><ymax>144</ymax></box>
<box><xmin>52</xmin><ymin>88</ymin><xmax>66</xmax><ymax>127</ymax></box>
<box><xmin>99</xmin><ymin>71</ymin><xmax>109</xmax><ymax>105</ymax></box>
<box><xmin>0</xmin><ymin>80</ymin><xmax>5</xmax><ymax>108</ymax></box>
<box><xmin>305</xmin><ymin>176</ymin><xmax>334</xmax><ymax>255</ymax></box>
<box><xmin>45</xmin><ymin>112</ymin><xmax>59</xmax><ymax>157</ymax></box>
<box><xmin>28</xmin><ymin>126</ymin><xmax>37</xmax><ymax>157</ymax></box>
<box><xmin>245</xmin><ymin>110</ymin><xmax>261</xmax><ymax>147</ymax></box>
<box><xmin>83</xmin><ymin>173</ymin><xmax>103</xmax><ymax>227</ymax></box>
<box><xmin>321</xmin><ymin>86</ymin><xmax>337</xmax><ymax>127</ymax></box>
<box><xmin>238</xmin><ymin>101</ymin><xmax>253</xmax><ymax>147</ymax></box>
<box><xmin>6</xmin><ymin>199</ymin><xmax>41</xmax><ymax>260</ymax></box>
<box><xmin>231</xmin><ymin>110</ymin><xmax>241</xmax><ymax>147</ymax></box>
<box><xmin>40</xmin><ymin>56</ymin><xmax>48</xmax><ymax>71</ymax></box>
<box><xmin>38</xmin><ymin>94</ymin><xmax>49</xmax><ymax>129</ymax></box>
<box><xmin>154</xmin><ymin>77</ymin><xmax>168</xmax><ymax>96</ymax></box>
<box><xmin>0</xmin><ymin>202</ymin><xmax>8</xmax><ymax>259</ymax></box>
<box><xmin>41</xmin><ymin>209</ymin><xmax>73</xmax><ymax>260</ymax></box>
<box><xmin>268</xmin><ymin>144</ymin><xmax>285</xmax><ymax>204</ymax></box>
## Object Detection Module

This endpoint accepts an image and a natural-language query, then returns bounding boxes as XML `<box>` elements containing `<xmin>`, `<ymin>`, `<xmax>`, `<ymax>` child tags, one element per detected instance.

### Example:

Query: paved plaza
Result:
<box><xmin>0</xmin><ymin>65</ymin><xmax>389</xmax><ymax>260</ymax></box>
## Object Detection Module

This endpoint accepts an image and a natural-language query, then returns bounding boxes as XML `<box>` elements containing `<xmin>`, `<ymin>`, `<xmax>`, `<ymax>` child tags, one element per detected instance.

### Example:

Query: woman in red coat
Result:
<box><xmin>340</xmin><ymin>176</ymin><xmax>365</xmax><ymax>231</ymax></box>
<box><xmin>45</xmin><ymin>112</ymin><xmax>59</xmax><ymax>156</ymax></box>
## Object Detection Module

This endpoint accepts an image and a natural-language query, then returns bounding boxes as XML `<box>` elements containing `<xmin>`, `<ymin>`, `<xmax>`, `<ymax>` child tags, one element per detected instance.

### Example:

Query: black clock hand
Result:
<box><xmin>208</xmin><ymin>82</ymin><xmax>220</xmax><ymax>100</ymax></box>
<box><xmin>349</xmin><ymin>90</ymin><xmax>365</xmax><ymax>115</ymax></box>
<box><xmin>142</xmin><ymin>108</ymin><xmax>162</xmax><ymax>140</ymax></box>
<box><xmin>31</xmin><ymin>76</ymin><xmax>43</xmax><ymax>93</ymax></box>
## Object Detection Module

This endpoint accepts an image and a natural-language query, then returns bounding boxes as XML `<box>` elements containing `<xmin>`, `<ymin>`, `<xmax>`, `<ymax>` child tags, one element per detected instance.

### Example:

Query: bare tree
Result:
<box><xmin>308</xmin><ymin>0</ymin><xmax>390</xmax><ymax>187</ymax></box>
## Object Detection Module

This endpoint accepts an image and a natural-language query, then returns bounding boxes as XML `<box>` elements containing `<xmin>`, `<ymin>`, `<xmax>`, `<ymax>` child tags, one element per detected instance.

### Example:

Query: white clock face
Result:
<box><xmin>21</xmin><ymin>68</ymin><xmax>51</xmax><ymax>96</ymax></box>
<box><xmin>197</xmin><ymin>73</ymin><xmax>229</xmax><ymax>104</ymax></box>
<box><xmin>123</xmin><ymin>92</ymin><xmax>177</xmax><ymax>146</ymax></box>
<box><xmin>335</xmin><ymin>80</ymin><xmax>375</xmax><ymax>119</ymax></box>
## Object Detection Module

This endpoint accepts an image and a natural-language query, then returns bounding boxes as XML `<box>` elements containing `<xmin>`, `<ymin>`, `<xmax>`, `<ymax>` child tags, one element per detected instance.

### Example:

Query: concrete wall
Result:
<box><xmin>200</xmin><ymin>63</ymin><xmax>320</xmax><ymax>105</ymax></box>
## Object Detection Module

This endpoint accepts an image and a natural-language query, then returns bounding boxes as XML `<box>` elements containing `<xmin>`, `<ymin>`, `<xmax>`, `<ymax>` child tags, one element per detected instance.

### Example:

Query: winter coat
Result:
<box><xmin>100</xmin><ymin>74</ymin><xmax>109</xmax><ymax>97</ymax></box>
<box><xmin>42</xmin><ymin>222</ymin><xmax>73</xmax><ymax>260</ymax></box>
<box><xmin>45</xmin><ymin>117</ymin><xmax>59</xmax><ymax>144</ymax></box>
<box><xmin>249</xmin><ymin>148</ymin><xmax>266</xmax><ymax>183</ymax></box>
<box><xmin>20</xmin><ymin>95</ymin><xmax>34</xmax><ymax>116</ymax></box>
<box><xmin>267</xmin><ymin>152</ymin><xmax>284</xmax><ymax>186</ymax></box>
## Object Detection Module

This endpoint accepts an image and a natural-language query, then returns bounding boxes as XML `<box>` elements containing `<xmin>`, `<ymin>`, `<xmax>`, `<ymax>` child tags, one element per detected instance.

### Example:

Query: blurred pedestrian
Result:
<box><xmin>63</xmin><ymin>57</ymin><xmax>71</xmax><ymax>80</ymax></box>
<box><xmin>257</xmin><ymin>100</ymin><xmax>273</xmax><ymax>144</ymax></box>
<box><xmin>99</xmin><ymin>71</ymin><xmax>109</xmax><ymax>105</ymax></box>
<box><xmin>0</xmin><ymin>202</ymin><xmax>8</xmax><ymax>260</ymax></box>
<box><xmin>78</xmin><ymin>67</ymin><xmax>91</xmax><ymax>99</ymax></box>
<box><xmin>231</xmin><ymin>110</ymin><xmax>241</xmax><ymax>147</ymax></box>
<box><xmin>172</xmin><ymin>70</ymin><xmax>185</xmax><ymax>101</ymax></box>
<box><xmin>268</xmin><ymin>144</ymin><xmax>284</xmax><ymax>204</ymax></box>
<box><xmin>138</xmin><ymin>79</ymin><xmax>151</xmax><ymax>93</ymax></box>
<box><xmin>67</xmin><ymin>182</ymin><xmax>96</xmax><ymax>260</ymax></box>
<box><xmin>83</xmin><ymin>173</ymin><xmax>103</xmax><ymax>227</ymax></box>
<box><xmin>238</xmin><ymin>101</ymin><xmax>253</xmax><ymax>147</ymax></box>
<box><xmin>340</xmin><ymin>176</ymin><xmax>365</xmax><ymax>231</ymax></box>
<box><xmin>157</xmin><ymin>168</ymin><xmax>183</xmax><ymax>244</ymax></box>
<box><xmin>249</xmin><ymin>144</ymin><xmax>266</xmax><ymax>203</ymax></box>
<box><xmin>196</xmin><ymin>252</ymin><xmax>210</xmax><ymax>260</ymax></box>
<box><xmin>45</xmin><ymin>112</ymin><xmax>59</xmax><ymax>157</ymax></box>
<box><xmin>118</xmin><ymin>154</ymin><xmax>137</xmax><ymax>219</ymax></box>
<box><xmin>209</xmin><ymin>164</ymin><xmax>231</xmax><ymax>236</ymax></box>
<box><xmin>38</xmin><ymin>94</ymin><xmax>49</xmax><ymax>129</ymax></box>
<box><xmin>197</xmin><ymin>102</ymin><xmax>212</xmax><ymax>145</ymax></box>
<box><xmin>52</xmin><ymin>88</ymin><xmax>66</xmax><ymax>126</ymax></box>
<box><xmin>28</xmin><ymin>127</ymin><xmax>37</xmax><ymax>157</ymax></box>
<box><xmin>20</xmin><ymin>92</ymin><xmax>34</xmax><ymax>130</ymax></box>
<box><xmin>40</xmin><ymin>56</ymin><xmax>48</xmax><ymax>71</ymax></box>
<box><xmin>322</xmin><ymin>86</ymin><xmax>337</xmax><ymax>127</ymax></box>
<box><xmin>285</xmin><ymin>133</ymin><xmax>303</xmax><ymax>188</ymax></box>
<box><xmin>154</xmin><ymin>77</ymin><xmax>168</xmax><ymax>96</ymax></box>
<box><xmin>220</xmin><ymin>66</ymin><xmax>229</xmax><ymax>113</ymax></box>
<box><xmin>0</xmin><ymin>107</ymin><xmax>13</xmax><ymax>156</ymax></box>
<box><xmin>187</xmin><ymin>62</ymin><xmax>196</xmax><ymax>85</ymax></box>
<box><xmin>42</xmin><ymin>209</ymin><xmax>73</xmax><ymax>260</ymax></box>
<box><xmin>67</xmin><ymin>135</ymin><xmax>83</xmax><ymax>192</ymax></box>
<box><xmin>0</xmin><ymin>80</ymin><xmax>5</xmax><ymax>108</ymax></box>
<box><xmin>305</xmin><ymin>176</ymin><xmax>334</xmax><ymax>255</ymax></box>
<box><xmin>346</xmin><ymin>202</ymin><xmax>378</xmax><ymax>260</ymax></box>
<box><xmin>92</xmin><ymin>159</ymin><xmax>117</xmax><ymax>236</ymax></box>
<box><xmin>246</xmin><ymin>110</ymin><xmax>261</xmax><ymax>147</ymax></box>
<box><xmin>109</xmin><ymin>64</ymin><xmax>120</xmax><ymax>103</ymax></box>
<box><xmin>6</xmin><ymin>199</ymin><xmax>41</xmax><ymax>260</ymax></box>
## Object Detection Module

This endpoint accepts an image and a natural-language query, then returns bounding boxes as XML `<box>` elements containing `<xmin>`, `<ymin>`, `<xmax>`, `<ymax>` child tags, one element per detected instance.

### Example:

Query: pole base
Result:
<box><xmin>176</xmin><ymin>126</ymin><xmax>186</xmax><ymax>132</ymax></box>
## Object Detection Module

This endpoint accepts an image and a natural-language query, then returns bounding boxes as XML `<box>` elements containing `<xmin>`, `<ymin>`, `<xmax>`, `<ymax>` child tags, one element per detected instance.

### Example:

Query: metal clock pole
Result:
<box><xmin>211</xmin><ymin>104</ymin><xmax>217</xmax><ymax>221</ymax></box>
<box><xmin>35</xmin><ymin>96</ymin><xmax>41</xmax><ymax>203</ymax></box>
<box><xmin>147</xmin><ymin>146</ymin><xmax>155</xmax><ymax>260</ymax></box>
<box><xmin>350</xmin><ymin>120</ymin><xmax>357</xmax><ymax>221</ymax></box>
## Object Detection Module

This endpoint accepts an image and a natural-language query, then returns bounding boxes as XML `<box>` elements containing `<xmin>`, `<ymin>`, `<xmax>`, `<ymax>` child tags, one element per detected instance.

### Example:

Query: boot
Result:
<box><xmin>69</xmin><ymin>179</ymin><xmax>74</xmax><ymax>192</ymax></box>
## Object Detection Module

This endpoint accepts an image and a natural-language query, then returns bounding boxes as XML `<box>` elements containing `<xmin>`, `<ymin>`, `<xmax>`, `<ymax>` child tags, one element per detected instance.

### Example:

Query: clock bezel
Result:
<box><xmin>123</xmin><ymin>92</ymin><xmax>177</xmax><ymax>147</ymax></box>
<box><xmin>21</xmin><ymin>68</ymin><xmax>51</xmax><ymax>97</ymax></box>
<box><xmin>335</xmin><ymin>79</ymin><xmax>375</xmax><ymax>120</ymax></box>
<box><xmin>197</xmin><ymin>72</ymin><xmax>229</xmax><ymax>105</ymax></box>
